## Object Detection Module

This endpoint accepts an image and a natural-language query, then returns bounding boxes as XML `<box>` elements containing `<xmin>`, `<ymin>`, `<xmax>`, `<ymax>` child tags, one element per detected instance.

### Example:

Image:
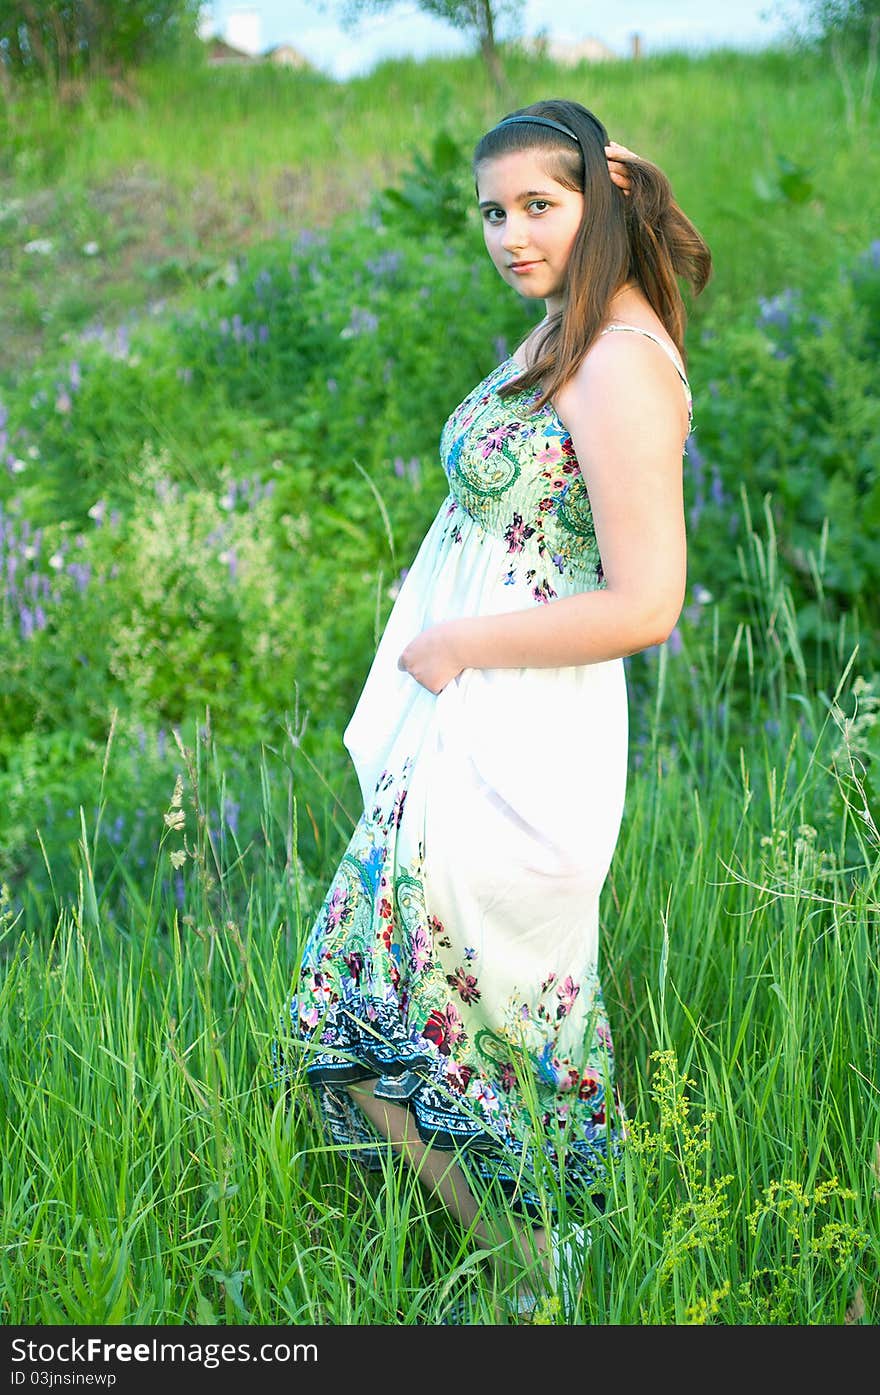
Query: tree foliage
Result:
<box><xmin>797</xmin><ymin>0</ymin><xmax>880</xmax><ymax>50</ymax></box>
<box><xmin>0</xmin><ymin>1</ymin><xmax>201</xmax><ymax>84</ymax></box>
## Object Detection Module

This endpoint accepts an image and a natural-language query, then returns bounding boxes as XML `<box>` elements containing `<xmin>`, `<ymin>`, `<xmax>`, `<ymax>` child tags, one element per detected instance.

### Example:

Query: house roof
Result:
<box><xmin>204</xmin><ymin>36</ymin><xmax>257</xmax><ymax>63</ymax></box>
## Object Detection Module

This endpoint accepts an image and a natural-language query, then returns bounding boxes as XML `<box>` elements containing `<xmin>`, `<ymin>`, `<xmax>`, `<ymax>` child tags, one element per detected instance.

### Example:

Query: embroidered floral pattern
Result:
<box><xmin>438</xmin><ymin>359</ymin><xmax>605</xmax><ymax>594</ymax></box>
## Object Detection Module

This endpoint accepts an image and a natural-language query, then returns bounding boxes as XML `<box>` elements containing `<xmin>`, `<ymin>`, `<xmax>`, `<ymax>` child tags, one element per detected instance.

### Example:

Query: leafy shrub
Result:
<box><xmin>684</xmin><ymin>243</ymin><xmax>880</xmax><ymax>666</ymax></box>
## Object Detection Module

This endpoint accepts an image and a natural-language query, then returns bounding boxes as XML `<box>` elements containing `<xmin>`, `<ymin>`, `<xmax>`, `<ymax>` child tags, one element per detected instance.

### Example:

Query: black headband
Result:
<box><xmin>491</xmin><ymin>114</ymin><xmax>579</xmax><ymax>143</ymax></box>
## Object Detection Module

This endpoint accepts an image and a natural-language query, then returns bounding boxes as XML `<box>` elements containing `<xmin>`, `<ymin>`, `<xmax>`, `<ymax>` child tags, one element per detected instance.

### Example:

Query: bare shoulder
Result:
<box><xmin>553</xmin><ymin>329</ymin><xmax>690</xmax><ymax>449</ymax></box>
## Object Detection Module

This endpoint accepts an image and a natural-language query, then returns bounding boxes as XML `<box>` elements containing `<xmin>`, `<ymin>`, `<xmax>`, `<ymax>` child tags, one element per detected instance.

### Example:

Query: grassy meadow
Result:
<box><xmin>0</xmin><ymin>42</ymin><xmax>878</xmax><ymax>1325</ymax></box>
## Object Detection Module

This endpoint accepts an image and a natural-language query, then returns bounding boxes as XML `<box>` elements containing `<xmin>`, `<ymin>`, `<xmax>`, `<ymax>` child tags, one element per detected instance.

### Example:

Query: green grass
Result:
<box><xmin>1</xmin><ymin>503</ymin><xmax>877</xmax><ymax>1326</ymax></box>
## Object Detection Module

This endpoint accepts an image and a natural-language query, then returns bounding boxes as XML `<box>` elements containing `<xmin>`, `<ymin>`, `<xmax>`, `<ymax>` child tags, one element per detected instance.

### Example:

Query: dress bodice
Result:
<box><xmin>439</xmin><ymin>358</ymin><xmax>605</xmax><ymax>593</ymax></box>
<box><xmin>438</xmin><ymin>326</ymin><xmax>693</xmax><ymax>597</ymax></box>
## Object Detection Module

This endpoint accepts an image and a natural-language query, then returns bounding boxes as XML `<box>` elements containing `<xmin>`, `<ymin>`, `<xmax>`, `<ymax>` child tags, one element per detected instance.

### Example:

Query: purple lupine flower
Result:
<box><xmin>223</xmin><ymin>798</ymin><xmax>240</xmax><ymax>838</ymax></box>
<box><xmin>341</xmin><ymin>306</ymin><xmax>379</xmax><ymax>338</ymax></box>
<box><xmin>157</xmin><ymin>728</ymin><xmax>167</xmax><ymax>759</ymax></box>
<box><xmin>492</xmin><ymin>335</ymin><xmax>509</xmax><ymax>364</ymax></box>
<box><xmin>667</xmin><ymin>626</ymin><xmax>683</xmax><ymax>655</ymax></box>
<box><xmin>19</xmin><ymin>605</ymin><xmax>33</xmax><ymax>640</ymax></box>
<box><xmin>710</xmin><ymin>466</ymin><xmax>726</xmax><ymax>507</ymax></box>
<box><xmin>756</xmin><ymin>287</ymin><xmax>799</xmax><ymax>332</ymax></box>
<box><xmin>686</xmin><ymin>434</ymin><xmax>705</xmax><ymax>485</ymax></box>
<box><xmin>294</xmin><ymin>228</ymin><xmax>321</xmax><ymax>252</ymax></box>
<box><xmin>70</xmin><ymin>361</ymin><xmax>81</xmax><ymax>391</ymax></box>
<box><xmin>393</xmin><ymin>456</ymin><xmax>405</xmax><ymax>477</ymax></box>
<box><xmin>66</xmin><ymin>561</ymin><xmax>91</xmax><ymax>592</ymax></box>
<box><xmin>258</xmin><ymin>324</ymin><xmax>269</xmax><ymax>344</ymax></box>
<box><xmin>366</xmin><ymin>249</ymin><xmax>402</xmax><ymax>280</ymax></box>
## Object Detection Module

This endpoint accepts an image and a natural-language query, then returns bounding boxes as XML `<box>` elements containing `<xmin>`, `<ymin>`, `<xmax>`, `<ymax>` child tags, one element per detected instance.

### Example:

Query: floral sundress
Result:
<box><xmin>272</xmin><ymin>323</ymin><xmax>693</xmax><ymax>1217</ymax></box>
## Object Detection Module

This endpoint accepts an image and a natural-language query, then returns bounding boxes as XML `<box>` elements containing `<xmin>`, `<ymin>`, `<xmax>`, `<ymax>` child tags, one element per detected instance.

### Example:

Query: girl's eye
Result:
<box><xmin>482</xmin><ymin>201</ymin><xmax>551</xmax><ymax>223</ymax></box>
<box><xmin>483</xmin><ymin>209</ymin><xmax>504</xmax><ymax>224</ymax></box>
<box><xmin>529</xmin><ymin>200</ymin><xmax>550</xmax><ymax>213</ymax></box>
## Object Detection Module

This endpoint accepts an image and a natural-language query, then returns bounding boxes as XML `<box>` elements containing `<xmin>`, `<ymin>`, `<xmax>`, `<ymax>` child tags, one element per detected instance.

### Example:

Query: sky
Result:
<box><xmin>200</xmin><ymin>2</ymin><xmax>805</xmax><ymax>78</ymax></box>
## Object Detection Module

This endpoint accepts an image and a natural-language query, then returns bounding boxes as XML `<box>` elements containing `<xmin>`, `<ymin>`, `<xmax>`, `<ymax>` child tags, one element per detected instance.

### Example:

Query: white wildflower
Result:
<box><xmin>23</xmin><ymin>238</ymin><xmax>53</xmax><ymax>255</ymax></box>
<box><xmin>82</xmin><ymin>241</ymin><xmax>100</xmax><ymax>256</ymax></box>
<box><xmin>164</xmin><ymin>809</ymin><xmax>185</xmax><ymax>831</ymax></box>
<box><xmin>169</xmin><ymin>848</ymin><xmax>187</xmax><ymax>869</ymax></box>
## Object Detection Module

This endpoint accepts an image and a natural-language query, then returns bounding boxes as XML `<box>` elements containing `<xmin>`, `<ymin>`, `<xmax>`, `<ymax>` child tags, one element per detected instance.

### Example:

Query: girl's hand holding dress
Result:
<box><xmin>397</xmin><ymin>620</ymin><xmax>465</xmax><ymax>694</ymax></box>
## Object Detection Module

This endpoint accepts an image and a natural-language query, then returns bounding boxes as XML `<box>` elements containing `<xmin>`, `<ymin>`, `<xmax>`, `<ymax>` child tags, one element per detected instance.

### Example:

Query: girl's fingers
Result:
<box><xmin>606</xmin><ymin>140</ymin><xmax>640</xmax><ymax>160</ymax></box>
<box><xmin>605</xmin><ymin>142</ymin><xmax>640</xmax><ymax>196</ymax></box>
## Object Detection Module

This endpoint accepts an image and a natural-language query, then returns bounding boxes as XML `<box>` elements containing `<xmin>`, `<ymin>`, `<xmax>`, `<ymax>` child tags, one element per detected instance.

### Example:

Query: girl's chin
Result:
<box><xmin>510</xmin><ymin>279</ymin><xmax>549</xmax><ymax>298</ymax></box>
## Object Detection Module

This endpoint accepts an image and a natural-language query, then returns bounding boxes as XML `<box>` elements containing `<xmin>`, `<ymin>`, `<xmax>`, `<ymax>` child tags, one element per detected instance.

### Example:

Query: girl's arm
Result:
<box><xmin>446</xmin><ymin>333</ymin><xmax>690</xmax><ymax>671</ymax></box>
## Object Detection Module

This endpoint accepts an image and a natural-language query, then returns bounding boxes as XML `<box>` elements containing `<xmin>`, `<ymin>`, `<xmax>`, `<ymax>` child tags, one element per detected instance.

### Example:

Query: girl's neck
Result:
<box><xmin>605</xmin><ymin>280</ymin><xmax>644</xmax><ymax>318</ymax></box>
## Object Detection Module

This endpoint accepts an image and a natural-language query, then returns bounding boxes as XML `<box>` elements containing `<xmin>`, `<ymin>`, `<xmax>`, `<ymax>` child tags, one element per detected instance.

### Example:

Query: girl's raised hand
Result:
<box><xmin>606</xmin><ymin>141</ymin><xmax>640</xmax><ymax>196</ymax></box>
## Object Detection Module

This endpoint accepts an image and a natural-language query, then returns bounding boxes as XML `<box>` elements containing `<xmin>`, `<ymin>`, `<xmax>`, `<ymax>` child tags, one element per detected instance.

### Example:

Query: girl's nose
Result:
<box><xmin>501</xmin><ymin>220</ymin><xmax>528</xmax><ymax>252</ymax></box>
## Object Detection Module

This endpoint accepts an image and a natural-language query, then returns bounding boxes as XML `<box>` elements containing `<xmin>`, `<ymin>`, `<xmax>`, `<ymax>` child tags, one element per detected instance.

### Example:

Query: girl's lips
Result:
<box><xmin>509</xmin><ymin>261</ymin><xmax>541</xmax><ymax>274</ymax></box>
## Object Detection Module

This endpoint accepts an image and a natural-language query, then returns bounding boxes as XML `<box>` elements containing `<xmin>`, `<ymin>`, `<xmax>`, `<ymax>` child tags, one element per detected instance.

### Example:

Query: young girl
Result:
<box><xmin>273</xmin><ymin>97</ymin><xmax>712</xmax><ymax>1320</ymax></box>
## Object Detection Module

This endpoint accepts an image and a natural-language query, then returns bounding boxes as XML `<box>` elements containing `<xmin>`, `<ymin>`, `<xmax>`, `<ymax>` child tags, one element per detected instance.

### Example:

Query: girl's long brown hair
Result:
<box><xmin>472</xmin><ymin>98</ymin><xmax>713</xmax><ymax>412</ymax></box>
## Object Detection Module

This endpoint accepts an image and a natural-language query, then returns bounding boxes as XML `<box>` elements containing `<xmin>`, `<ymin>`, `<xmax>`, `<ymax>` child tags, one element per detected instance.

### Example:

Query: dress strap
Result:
<box><xmin>599</xmin><ymin>322</ymin><xmax>693</xmax><ymax>428</ymax></box>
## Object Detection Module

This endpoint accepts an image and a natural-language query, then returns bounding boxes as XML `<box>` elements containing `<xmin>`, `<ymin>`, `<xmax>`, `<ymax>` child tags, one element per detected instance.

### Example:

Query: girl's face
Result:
<box><xmin>476</xmin><ymin>149</ymin><xmax>584</xmax><ymax>316</ymax></box>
